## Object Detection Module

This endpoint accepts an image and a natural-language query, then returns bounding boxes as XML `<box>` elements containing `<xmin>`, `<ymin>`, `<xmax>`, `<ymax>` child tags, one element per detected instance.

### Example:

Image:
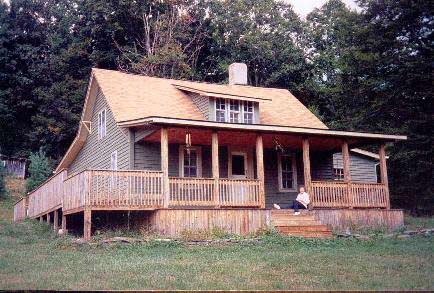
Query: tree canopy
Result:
<box><xmin>0</xmin><ymin>0</ymin><xmax>432</xmax><ymax>213</ymax></box>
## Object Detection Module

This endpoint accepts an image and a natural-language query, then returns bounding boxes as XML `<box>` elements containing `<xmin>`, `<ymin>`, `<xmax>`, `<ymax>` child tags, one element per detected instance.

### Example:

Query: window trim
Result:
<box><xmin>333</xmin><ymin>167</ymin><xmax>344</xmax><ymax>181</ymax></box>
<box><xmin>214</xmin><ymin>98</ymin><xmax>255</xmax><ymax>124</ymax></box>
<box><xmin>277</xmin><ymin>152</ymin><xmax>297</xmax><ymax>192</ymax></box>
<box><xmin>110</xmin><ymin>150</ymin><xmax>118</xmax><ymax>170</ymax></box>
<box><xmin>179</xmin><ymin>145</ymin><xmax>202</xmax><ymax>177</ymax></box>
<box><xmin>98</xmin><ymin>108</ymin><xmax>107</xmax><ymax>139</ymax></box>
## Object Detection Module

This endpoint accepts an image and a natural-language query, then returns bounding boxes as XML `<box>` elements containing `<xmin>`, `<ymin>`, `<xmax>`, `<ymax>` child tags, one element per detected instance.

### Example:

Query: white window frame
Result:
<box><xmin>97</xmin><ymin>108</ymin><xmax>107</xmax><ymax>139</ymax></box>
<box><xmin>277</xmin><ymin>152</ymin><xmax>297</xmax><ymax>192</ymax></box>
<box><xmin>179</xmin><ymin>145</ymin><xmax>202</xmax><ymax>178</ymax></box>
<box><xmin>214</xmin><ymin>99</ymin><xmax>255</xmax><ymax>124</ymax></box>
<box><xmin>110</xmin><ymin>150</ymin><xmax>118</xmax><ymax>170</ymax></box>
<box><xmin>333</xmin><ymin>167</ymin><xmax>344</xmax><ymax>181</ymax></box>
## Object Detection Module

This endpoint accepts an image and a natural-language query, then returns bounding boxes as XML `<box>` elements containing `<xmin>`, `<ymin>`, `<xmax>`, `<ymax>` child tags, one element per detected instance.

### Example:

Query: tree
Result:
<box><xmin>26</xmin><ymin>150</ymin><xmax>52</xmax><ymax>192</ymax></box>
<box><xmin>0</xmin><ymin>161</ymin><xmax>6</xmax><ymax>198</ymax></box>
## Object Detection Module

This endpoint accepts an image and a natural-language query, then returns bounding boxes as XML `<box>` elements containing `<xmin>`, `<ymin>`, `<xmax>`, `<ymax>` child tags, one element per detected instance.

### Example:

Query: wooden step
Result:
<box><xmin>276</xmin><ymin>229</ymin><xmax>333</xmax><ymax>239</ymax></box>
<box><xmin>272</xmin><ymin>220</ymin><xmax>322</xmax><ymax>226</ymax></box>
<box><xmin>276</xmin><ymin>225</ymin><xmax>330</xmax><ymax>232</ymax></box>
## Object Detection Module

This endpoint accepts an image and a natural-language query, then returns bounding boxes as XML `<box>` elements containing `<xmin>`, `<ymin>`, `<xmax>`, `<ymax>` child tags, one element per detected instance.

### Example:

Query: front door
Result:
<box><xmin>230</xmin><ymin>151</ymin><xmax>248</xmax><ymax>179</ymax></box>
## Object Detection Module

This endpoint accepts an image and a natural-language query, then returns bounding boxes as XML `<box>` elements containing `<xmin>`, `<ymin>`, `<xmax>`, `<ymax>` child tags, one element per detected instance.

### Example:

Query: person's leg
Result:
<box><xmin>293</xmin><ymin>201</ymin><xmax>300</xmax><ymax>212</ymax></box>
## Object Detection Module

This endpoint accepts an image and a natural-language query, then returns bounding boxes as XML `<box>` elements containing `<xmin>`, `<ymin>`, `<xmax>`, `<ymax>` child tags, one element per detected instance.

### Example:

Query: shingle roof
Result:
<box><xmin>92</xmin><ymin>68</ymin><xmax>328</xmax><ymax>129</ymax></box>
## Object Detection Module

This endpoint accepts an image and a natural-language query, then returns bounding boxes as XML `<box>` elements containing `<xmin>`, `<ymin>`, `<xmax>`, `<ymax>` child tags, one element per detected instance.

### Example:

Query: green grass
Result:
<box><xmin>1</xmin><ymin>187</ymin><xmax>433</xmax><ymax>290</ymax></box>
<box><xmin>404</xmin><ymin>214</ymin><xmax>434</xmax><ymax>230</ymax></box>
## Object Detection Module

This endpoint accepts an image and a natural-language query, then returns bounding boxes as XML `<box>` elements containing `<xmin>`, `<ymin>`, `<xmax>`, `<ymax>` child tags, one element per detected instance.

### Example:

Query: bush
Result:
<box><xmin>0</xmin><ymin>162</ymin><xmax>6</xmax><ymax>198</ymax></box>
<box><xmin>26</xmin><ymin>150</ymin><xmax>52</xmax><ymax>192</ymax></box>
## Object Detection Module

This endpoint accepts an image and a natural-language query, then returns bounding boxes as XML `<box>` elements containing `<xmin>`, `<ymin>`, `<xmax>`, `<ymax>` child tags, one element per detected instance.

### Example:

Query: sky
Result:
<box><xmin>285</xmin><ymin>0</ymin><xmax>360</xmax><ymax>17</ymax></box>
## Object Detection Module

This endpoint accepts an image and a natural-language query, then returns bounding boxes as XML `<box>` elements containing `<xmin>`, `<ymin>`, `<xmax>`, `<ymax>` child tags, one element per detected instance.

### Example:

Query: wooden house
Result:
<box><xmin>14</xmin><ymin>63</ymin><xmax>406</xmax><ymax>239</ymax></box>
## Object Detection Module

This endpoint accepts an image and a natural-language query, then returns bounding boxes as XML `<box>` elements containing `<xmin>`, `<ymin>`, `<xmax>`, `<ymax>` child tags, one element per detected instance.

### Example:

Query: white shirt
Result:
<box><xmin>296</xmin><ymin>192</ymin><xmax>310</xmax><ymax>208</ymax></box>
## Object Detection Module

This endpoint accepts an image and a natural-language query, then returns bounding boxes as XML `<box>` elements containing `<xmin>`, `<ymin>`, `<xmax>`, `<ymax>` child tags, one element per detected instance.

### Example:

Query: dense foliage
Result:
<box><xmin>0</xmin><ymin>162</ymin><xmax>6</xmax><ymax>198</ymax></box>
<box><xmin>25</xmin><ymin>150</ymin><xmax>52</xmax><ymax>192</ymax></box>
<box><xmin>0</xmin><ymin>0</ymin><xmax>432</xmax><ymax>213</ymax></box>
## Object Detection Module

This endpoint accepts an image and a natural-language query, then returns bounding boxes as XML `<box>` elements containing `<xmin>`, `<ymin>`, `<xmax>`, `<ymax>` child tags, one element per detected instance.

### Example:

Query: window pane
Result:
<box><xmin>216</xmin><ymin>110</ymin><xmax>226</xmax><ymax>122</ymax></box>
<box><xmin>230</xmin><ymin>100</ymin><xmax>239</xmax><ymax>111</ymax></box>
<box><xmin>184</xmin><ymin>149</ymin><xmax>197</xmax><ymax>177</ymax></box>
<box><xmin>281</xmin><ymin>155</ymin><xmax>293</xmax><ymax>189</ymax></box>
<box><xmin>230</xmin><ymin>112</ymin><xmax>240</xmax><ymax>123</ymax></box>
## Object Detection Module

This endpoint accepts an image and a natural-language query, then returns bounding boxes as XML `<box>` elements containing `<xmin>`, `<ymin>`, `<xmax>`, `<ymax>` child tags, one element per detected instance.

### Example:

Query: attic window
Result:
<box><xmin>98</xmin><ymin>108</ymin><xmax>107</xmax><ymax>139</ymax></box>
<box><xmin>214</xmin><ymin>98</ymin><xmax>255</xmax><ymax>124</ymax></box>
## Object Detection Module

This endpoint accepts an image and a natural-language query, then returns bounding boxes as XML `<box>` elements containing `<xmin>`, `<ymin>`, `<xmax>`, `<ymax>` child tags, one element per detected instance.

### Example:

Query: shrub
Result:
<box><xmin>0</xmin><ymin>162</ymin><xmax>6</xmax><ymax>198</ymax></box>
<box><xmin>26</xmin><ymin>150</ymin><xmax>52</xmax><ymax>192</ymax></box>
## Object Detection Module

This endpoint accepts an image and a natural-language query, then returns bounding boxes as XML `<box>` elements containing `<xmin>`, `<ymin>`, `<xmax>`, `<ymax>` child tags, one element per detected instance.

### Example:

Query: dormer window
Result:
<box><xmin>214</xmin><ymin>98</ymin><xmax>255</xmax><ymax>124</ymax></box>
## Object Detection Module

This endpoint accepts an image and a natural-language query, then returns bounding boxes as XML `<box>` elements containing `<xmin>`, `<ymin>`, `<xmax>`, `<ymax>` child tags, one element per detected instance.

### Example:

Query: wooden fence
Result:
<box><xmin>219</xmin><ymin>179</ymin><xmax>261</xmax><ymax>207</ymax></box>
<box><xmin>27</xmin><ymin>169</ymin><xmax>67</xmax><ymax>218</ymax></box>
<box><xmin>311</xmin><ymin>181</ymin><xmax>388</xmax><ymax>208</ymax></box>
<box><xmin>13</xmin><ymin>198</ymin><xmax>27</xmax><ymax>221</ymax></box>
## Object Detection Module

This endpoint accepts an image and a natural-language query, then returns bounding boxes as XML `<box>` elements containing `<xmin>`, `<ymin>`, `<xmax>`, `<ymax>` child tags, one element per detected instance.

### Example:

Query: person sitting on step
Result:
<box><xmin>292</xmin><ymin>186</ymin><xmax>310</xmax><ymax>215</ymax></box>
<box><xmin>272</xmin><ymin>186</ymin><xmax>311</xmax><ymax>214</ymax></box>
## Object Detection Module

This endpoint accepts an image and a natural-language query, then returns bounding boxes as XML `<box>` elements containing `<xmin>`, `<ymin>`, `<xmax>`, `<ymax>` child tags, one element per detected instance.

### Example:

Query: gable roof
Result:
<box><xmin>92</xmin><ymin>68</ymin><xmax>328</xmax><ymax>129</ymax></box>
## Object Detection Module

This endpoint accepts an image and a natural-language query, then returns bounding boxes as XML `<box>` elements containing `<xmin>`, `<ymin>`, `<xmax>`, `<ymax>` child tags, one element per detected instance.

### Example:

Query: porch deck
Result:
<box><xmin>22</xmin><ymin>168</ymin><xmax>389</xmax><ymax>220</ymax></box>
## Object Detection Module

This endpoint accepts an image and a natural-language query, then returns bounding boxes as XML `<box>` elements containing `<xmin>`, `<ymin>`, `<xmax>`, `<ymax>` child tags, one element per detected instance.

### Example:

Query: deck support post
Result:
<box><xmin>39</xmin><ymin>216</ymin><xmax>43</xmax><ymax>223</ymax></box>
<box><xmin>61</xmin><ymin>214</ymin><xmax>67</xmax><ymax>234</ymax></box>
<box><xmin>83</xmin><ymin>209</ymin><xmax>92</xmax><ymax>240</ymax></box>
<box><xmin>46</xmin><ymin>213</ymin><xmax>51</xmax><ymax>223</ymax></box>
<box><xmin>53</xmin><ymin>210</ymin><xmax>59</xmax><ymax>231</ymax></box>
<box><xmin>161</xmin><ymin>127</ymin><xmax>170</xmax><ymax>208</ymax></box>
<box><xmin>342</xmin><ymin>140</ymin><xmax>353</xmax><ymax>208</ymax></box>
<box><xmin>212</xmin><ymin>131</ymin><xmax>220</xmax><ymax>207</ymax></box>
<box><xmin>256</xmin><ymin>134</ymin><xmax>265</xmax><ymax>208</ymax></box>
<box><xmin>302</xmin><ymin>138</ymin><xmax>312</xmax><ymax>201</ymax></box>
<box><xmin>379</xmin><ymin>144</ymin><xmax>390</xmax><ymax>209</ymax></box>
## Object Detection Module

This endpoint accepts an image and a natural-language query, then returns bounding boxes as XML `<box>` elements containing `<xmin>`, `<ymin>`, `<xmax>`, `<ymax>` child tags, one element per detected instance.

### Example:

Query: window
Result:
<box><xmin>229</xmin><ymin>100</ymin><xmax>240</xmax><ymax>123</ymax></box>
<box><xmin>110</xmin><ymin>151</ymin><xmax>117</xmax><ymax>170</ymax></box>
<box><xmin>215</xmin><ymin>98</ymin><xmax>226</xmax><ymax>122</ymax></box>
<box><xmin>277</xmin><ymin>153</ymin><xmax>297</xmax><ymax>191</ymax></box>
<box><xmin>243</xmin><ymin>101</ymin><xmax>254</xmax><ymax>124</ymax></box>
<box><xmin>333</xmin><ymin>167</ymin><xmax>344</xmax><ymax>181</ymax></box>
<box><xmin>98</xmin><ymin>108</ymin><xmax>107</xmax><ymax>139</ymax></box>
<box><xmin>179</xmin><ymin>146</ymin><xmax>202</xmax><ymax>177</ymax></box>
<box><xmin>214</xmin><ymin>99</ymin><xmax>255</xmax><ymax>124</ymax></box>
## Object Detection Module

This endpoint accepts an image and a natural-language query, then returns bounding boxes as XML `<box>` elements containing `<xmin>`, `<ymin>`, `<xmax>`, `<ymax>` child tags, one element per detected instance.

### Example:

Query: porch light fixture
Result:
<box><xmin>273</xmin><ymin>137</ymin><xmax>285</xmax><ymax>153</ymax></box>
<box><xmin>185</xmin><ymin>130</ymin><xmax>192</xmax><ymax>154</ymax></box>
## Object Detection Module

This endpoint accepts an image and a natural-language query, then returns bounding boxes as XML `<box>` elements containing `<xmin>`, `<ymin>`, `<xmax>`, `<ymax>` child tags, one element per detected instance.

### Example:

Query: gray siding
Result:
<box><xmin>69</xmin><ymin>89</ymin><xmax>130</xmax><ymax>174</ymax></box>
<box><xmin>191</xmin><ymin>94</ymin><xmax>209</xmax><ymax>119</ymax></box>
<box><xmin>333</xmin><ymin>152</ymin><xmax>378</xmax><ymax>182</ymax></box>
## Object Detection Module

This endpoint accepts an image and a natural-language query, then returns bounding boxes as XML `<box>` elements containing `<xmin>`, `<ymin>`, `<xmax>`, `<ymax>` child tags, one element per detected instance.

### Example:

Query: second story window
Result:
<box><xmin>98</xmin><ymin>108</ymin><xmax>107</xmax><ymax>139</ymax></box>
<box><xmin>243</xmin><ymin>101</ymin><xmax>253</xmax><ymax>124</ymax></box>
<box><xmin>229</xmin><ymin>100</ymin><xmax>240</xmax><ymax>123</ymax></box>
<box><xmin>215</xmin><ymin>98</ymin><xmax>255</xmax><ymax>124</ymax></box>
<box><xmin>110</xmin><ymin>151</ymin><xmax>117</xmax><ymax>170</ymax></box>
<box><xmin>216</xmin><ymin>98</ymin><xmax>226</xmax><ymax>122</ymax></box>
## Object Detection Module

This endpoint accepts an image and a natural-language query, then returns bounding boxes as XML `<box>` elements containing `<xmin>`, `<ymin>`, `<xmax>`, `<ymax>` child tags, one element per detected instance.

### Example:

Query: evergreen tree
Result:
<box><xmin>0</xmin><ymin>161</ymin><xmax>6</xmax><ymax>198</ymax></box>
<box><xmin>26</xmin><ymin>150</ymin><xmax>52</xmax><ymax>192</ymax></box>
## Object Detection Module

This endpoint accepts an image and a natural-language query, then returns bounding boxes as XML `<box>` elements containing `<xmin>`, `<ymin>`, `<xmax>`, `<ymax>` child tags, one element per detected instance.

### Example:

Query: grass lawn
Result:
<box><xmin>0</xmin><ymin>191</ymin><xmax>433</xmax><ymax>290</ymax></box>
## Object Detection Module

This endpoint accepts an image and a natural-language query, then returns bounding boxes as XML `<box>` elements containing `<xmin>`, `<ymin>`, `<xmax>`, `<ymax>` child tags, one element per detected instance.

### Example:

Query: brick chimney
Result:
<box><xmin>228</xmin><ymin>63</ymin><xmax>248</xmax><ymax>85</ymax></box>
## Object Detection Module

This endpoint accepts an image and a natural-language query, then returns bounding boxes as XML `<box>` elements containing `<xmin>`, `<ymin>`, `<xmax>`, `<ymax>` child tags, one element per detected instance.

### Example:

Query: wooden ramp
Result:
<box><xmin>271</xmin><ymin>210</ymin><xmax>333</xmax><ymax>239</ymax></box>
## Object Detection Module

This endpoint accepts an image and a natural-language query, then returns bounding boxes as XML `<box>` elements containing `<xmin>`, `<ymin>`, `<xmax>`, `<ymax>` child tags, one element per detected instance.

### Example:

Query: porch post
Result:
<box><xmin>256</xmin><ymin>134</ymin><xmax>265</xmax><ymax>208</ymax></box>
<box><xmin>379</xmin><ymin>143</ymin><xmax>390</xmax><ymax>209</ymax></box>
<box><xmin>61</xmin><ymin>214</ymin><xmax>67</xmax><ymax>234</ymax></box>
<box><xmin>212</xmin><ymin>131</ymin><xmax>220</xmax><ymax>207</ymax></box>
<box><xmin>53</xmin><ymin>210</ymin><xmax>59</xmax><ymax>231</ymax></box>
<box><xmin>47</xmin><ymin>212</ymin><xmax>51</xmax><ymax>224</ymax></box>
<box><xmin>83</xmin><ymin>209</ymin><xmax>92</xmax><ymax>240</ymax></box>
<box><xmin>161</xmin><ymin>127</ymin><xmax>170</xmax><ymax>208</ymax></box>
<box><xmin>302</xmin><ymin>138</ymin><xmax>312</xmax><ymax>196</ymax></box>
<box><xmin>342</xmin><ymin>140</ymin><xmax>353</xmax><ymax>208</ymax></box>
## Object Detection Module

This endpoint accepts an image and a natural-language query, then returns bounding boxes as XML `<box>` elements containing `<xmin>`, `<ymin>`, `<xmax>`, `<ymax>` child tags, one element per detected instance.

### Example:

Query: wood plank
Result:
<box><xmin>212</xmin><ymin>131</ymin><xmax>220</xmax><ymax>206</ymax></box>
<box><xmin>379</xmin><ymin>144</ymin><xmax>390</xmax><ymax>209</ymax></box>
<box><xmin>256</xmin><ymin>134</ymin><xmax>265</xmax><ymax>208</ymax></box>
<box><xmin>302</xmin><ymin>138</ymin><xmax>312</xmax><ymax>195</ymax></box>
<box><xmin>83</xmin><ymin>209</ymin><xmax>92</xmax><ymax>240</ymax></box>
<box><xmin>161</xmin><ymin>127</ymin><xmax>169</xmax><ymax>208</ymax></box>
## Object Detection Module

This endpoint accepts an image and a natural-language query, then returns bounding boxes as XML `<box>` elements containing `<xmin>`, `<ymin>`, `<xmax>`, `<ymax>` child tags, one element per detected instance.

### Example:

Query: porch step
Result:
<box><xmin>271</xmin><ymin>209</ymin><xmax>332</xmax><ymax>239</ymax></box>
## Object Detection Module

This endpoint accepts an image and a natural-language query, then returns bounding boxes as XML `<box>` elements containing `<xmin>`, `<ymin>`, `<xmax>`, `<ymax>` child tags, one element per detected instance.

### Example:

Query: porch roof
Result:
<box><xmin>120</xmin><ymin>116</ymin><xmax>407</xmax><ymax>143</ymax></box>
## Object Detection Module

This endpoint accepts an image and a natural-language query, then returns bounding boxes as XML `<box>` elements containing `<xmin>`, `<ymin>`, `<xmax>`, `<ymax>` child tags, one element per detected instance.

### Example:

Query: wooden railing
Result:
<box><xmin>63</xmin><ymin>170</ymin><xmax>164</xmax><ymax>212</ymax></box>
<box><xmin>13</xmin><ymin>198</ymin><xmax>27</xmax><ymax>221</ymax></box>
<box><xmin>311</xmin><ymin>181</ymin><xmax>388</xmax><ymax>208</ymax></box>
<box><xmin>27</xmin><ymin>169</ymin><xmax>67</xmax><ymax>218</ymax></box>
<box><xmin>169</xmin><ymin>177</ymin><xmax>261</xmax><ymax>207</ymax></box>
<box><xmin>219</xmin><ymin>179</ymin><xmax>261</xmax><ymax>207</ymax></box>
<box><xmin>169</xmin><ymin>177</ymin><xmax>216</xmax><ymax>206</ymax></box>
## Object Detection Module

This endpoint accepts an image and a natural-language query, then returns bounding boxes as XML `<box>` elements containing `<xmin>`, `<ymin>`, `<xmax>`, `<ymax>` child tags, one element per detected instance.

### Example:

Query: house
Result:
<box><xmin>1</xmin><ymin>154</ymin><xmax>27</xmax><ymax>179</ymax></box>
<box><xmin>14</xmin><ymin>63</ymin><xmax>407</xmax><ymax>239</ymax></box>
